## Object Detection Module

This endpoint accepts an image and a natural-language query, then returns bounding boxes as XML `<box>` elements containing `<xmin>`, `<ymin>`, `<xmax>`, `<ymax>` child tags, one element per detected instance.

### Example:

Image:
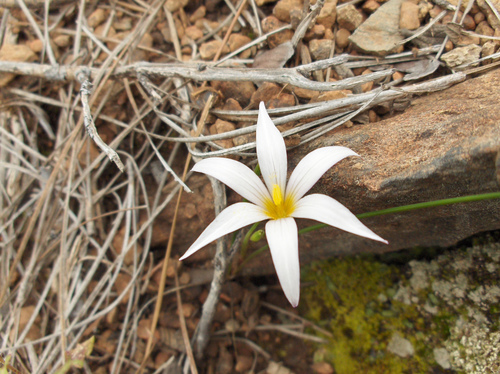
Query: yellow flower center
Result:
<box><xmin>264</xmin><ymin>184</ymin><xmax>296</xmax><ymax>220</ymax></box>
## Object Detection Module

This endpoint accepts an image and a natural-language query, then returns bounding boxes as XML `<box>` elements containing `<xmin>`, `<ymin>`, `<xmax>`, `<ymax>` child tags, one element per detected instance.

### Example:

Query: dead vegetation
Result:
<box><xmin>0</xmin><ymin>0</ymin><xmax>499</xmax><ymax>372</ymax></box>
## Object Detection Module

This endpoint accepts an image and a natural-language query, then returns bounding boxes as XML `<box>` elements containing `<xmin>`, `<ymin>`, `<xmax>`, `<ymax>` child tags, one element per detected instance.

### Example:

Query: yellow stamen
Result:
<box><xmin>264</xmin><ymin>185</ymin><xmax>295</xmax><ymax>220</ymax></box>
<box><xmin>272</xmin><ymin>184</ymin><xmax>283</xmax><ymax>205</ymax></box>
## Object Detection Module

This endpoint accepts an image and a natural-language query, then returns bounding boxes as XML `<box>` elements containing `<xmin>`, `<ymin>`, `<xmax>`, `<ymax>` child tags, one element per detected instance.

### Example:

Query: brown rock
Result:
<box><xmin>428</xmin><ymin>5</ymin><xmax>443</xmax><ymax>18</ymax></box>
<box><xmin>237</xmin><ymin>69</ymin><xmax>500</xmax><ymax>277</ymax></box>
<box><xmin>337</xmin><ymin>4</ymin><xmax>364</xmax><ymax>31</ymax></box>
<box><xmin>189</xmin><ymin>6</ymin><xmax>206</xmax><ymax>23</ymax></box>
<box><xmin>400</xmin><ymin>1</ymin><xmax>420</xmax><ymax>30</ymax></box>
<box><xmin>462</xmin><ymin>14</ymin><xmax>476</xmax><ymax>30</ymax></box>
<box><xmin>475</xmin><ymin>21</ymin><xmax>494</xmax><ymax>45</ymax></box>
<box><xmin>324</xmin><ymin>28</ymin><xmax>335</xmax><ymax>40</ymax></box>
<box><xmin>53</xmin><ymin>34</ymin><xmax>71</xmax><ymax>48</ymax></box>
<box><xmin>309</xmin><ymin>39</ymin><xmax>334</xmax><ymax>60</ymax></box>
<box><xmin>87</xmin><ymin>8</ymin><xmax>107</xmax><ymax>28</ymax></box>
<box><xmin>336</xmin><ymin>28</ymin><xmax>351</xmax><ymax>48</ymax></box>
<box><xmin>26</xmin><ymin>39</ymin><xmax>44</xmax><ymax>53</ymax></box>
<box><xmin>349</xmin><ymin>0</ymin><xmax>405</xmax><ymax>56</ymax></box>
<box><xmin>273</xmin><ymin>0</ymin><xmax>303</xmax><ymax>23</ymax></box>
<box><xmin>200</xmin><ymin>40</ymin><xmax>230</xmax><ymax>60</ymax></box>
<box><xmin>441</xmin><ymin>44</ymin><xmax>481</xmax><ymax>67</ymax></box>
<box><xmin>268</xmin><ymin>93</ymin><xmax>295</xmax><ymax>108</ymax></box>
<box><xmin>185</xmin><ymin>25</ymin><xmax>204</xmax><ymax>40</ymax></box>
<box><xmin>361</xmin><ymin>69</ymin><xmax>374</xmax><ymax>92</ymax></box>
<box><xmin>228</xmin><ymin>34</ymin><xmax>253</xmax><ymax>58</ymax></box>
<box><xmin>250</xmin><ymin>82</ymin><xmax>282</xmax><ymax>106</ymax></box>
<box><xmin>262</xmin><ymin>16</ymin><xmax>294</xmax><ymax>48</ymax></box>
<box><xmin>165</xmin><ymin>0</ymin><xmax>188</xmax><ymax>12</ymax></box>
<box><xmin>311</xmin><ymin>362</ymin><xmax>334</xmax><ymax>374</ymax></box>
<box><xmin>392</xmin><ymin>71</ymin><xmax>404</xmax><ymax>80</ymax></box>
<box><xmin>210</xmin><ymin>119</ymin><xmax>236</xmax><ymax>150</ymax></box>
<box><xmin>476</xmin><ymin>0</ymin><xmax>500</xmax><ymax>28</ymax></box>
<box><xmin>218</xmin><ymin>81</ymin><xmax>256</xmax><ymax>107</ymax></box>
<box><xmin>0</xmin><ymin>44</ymin><xmax>37</xmax><ymax>86</ymax></box>
<box><xmin>481</xmin><ymin>41</ymin><xmax>498</xmax><ymax>59</ymax></box>
<box><xmin>418</xmin><ymin>0</ymin><xmax>433</xmax><ymax>20</ymax></box>
<box><xmin>363</xmin><ymin>0</ymin><xmax>381</xmax><ymax>13</ymax></box>
<box><xmin>113</xmin><ymin>17</ymin><xmax>133</xmax><ymax>31</ymax></box>
<box><xmin>316</xmin><ymin>0</ymin><xmax>338</xmax><ymax>29</ymax></box>
<box><xmin>223</xmin><ymin>98</ymin><xmax>242</xmax><ymax>111</ymax></box>
<box><xmin>474</xmin><ymin>12</ymin><xmax>485</xmax><ymax>24</ymax></box>
<box><xmin>304</xmin><ymin>24</ymin><xmax>326</xmax><ymax>41</ymax></box>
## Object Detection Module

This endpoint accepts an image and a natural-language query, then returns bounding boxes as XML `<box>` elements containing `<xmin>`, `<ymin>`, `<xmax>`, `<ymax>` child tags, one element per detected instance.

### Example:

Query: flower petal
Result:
<box><xmin>193</xmin><ymin>157</ymin><xmax>271</xmax><ymax>208</ymax></box>
<box><xmin>286</xmin><ymin>146</ymin><xmax>358</xmax><ymax>201</ymax></box>
<box><xmin>292</xmin><ymin>194</ymin><xmax>388</xmax><ymax>244</ymax></box>
<box><xmin>180</xmin><ymin>203</ymin><xmax>268</xmax><ymax>260</ymax></box>
<box><xmin>256</xmin><ymin>102</ymin><xmax>287</xmax><ymax>194</ymax></box>
<box><xmin>265</xmin><ymin>217</ymin><xmax>300</xmax><ymax>307</ymax></box>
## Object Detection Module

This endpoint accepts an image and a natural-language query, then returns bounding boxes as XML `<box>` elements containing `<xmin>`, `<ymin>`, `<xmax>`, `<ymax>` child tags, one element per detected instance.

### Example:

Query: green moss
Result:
<box><xmin>301</xmin><ymin>255</ymin><xmax>448</xmax><ymax>374</ymax></box>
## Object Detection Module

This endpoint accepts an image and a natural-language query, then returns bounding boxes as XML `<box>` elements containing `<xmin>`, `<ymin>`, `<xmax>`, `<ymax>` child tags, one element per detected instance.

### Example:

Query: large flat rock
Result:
<box><xmin>240</xmin><ymin>69</ymin><xmax>500</xmax><ymax>275</ymax></box>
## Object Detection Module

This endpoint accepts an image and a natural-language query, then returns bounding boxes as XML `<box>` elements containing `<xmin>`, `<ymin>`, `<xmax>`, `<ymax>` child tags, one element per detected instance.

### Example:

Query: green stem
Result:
<box><xmin>240</xmin><ymin>222</ymin><xmax>260</xmax><ymax>259</ymax></box>
<box><xmin>237</xmin><ymin>191</ymin><xmax>500</xmax><ymax>272</ymax></box>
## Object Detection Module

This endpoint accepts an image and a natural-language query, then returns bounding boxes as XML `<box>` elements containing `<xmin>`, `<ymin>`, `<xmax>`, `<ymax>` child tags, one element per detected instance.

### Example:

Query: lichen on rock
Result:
<box><xmin>301</xmin><ymin>237</ymin><xmax>500</xmax><ymax>373</ymax></box>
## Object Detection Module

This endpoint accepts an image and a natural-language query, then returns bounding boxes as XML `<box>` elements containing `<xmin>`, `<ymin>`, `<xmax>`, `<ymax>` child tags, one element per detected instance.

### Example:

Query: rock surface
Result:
<box><xmin>349</xmin><ymin>0</ymin><xmax>404</xmax><ymax>55</ymax></box>
<box><xmin>237</xmin><ymin>68</ymin><xmax>500</xmax><ymax>275</ymax></box>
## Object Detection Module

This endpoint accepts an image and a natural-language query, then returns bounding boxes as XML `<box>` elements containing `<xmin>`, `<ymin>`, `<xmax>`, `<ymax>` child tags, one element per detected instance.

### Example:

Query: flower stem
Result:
<box><xmin>237</xmin><ymin>191</ymin><xmax>500</xmax><ymax>272</ymax></box>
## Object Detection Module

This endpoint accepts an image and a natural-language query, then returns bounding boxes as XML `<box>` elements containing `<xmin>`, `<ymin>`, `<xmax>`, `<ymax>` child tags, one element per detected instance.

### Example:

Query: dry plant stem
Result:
<box><xmin>174</xmin><ymin>268</ymin><xmax>198</xmax><ymax>374</ymax></box>
<box><xmin>138</xmin><ymin>94</ymin><xmax>216</xmax><ymax>373</ymax></box>
<box><xmin>0</xmin><ymin>55</ymin><xmax>383</xmax><ymax>92</ymax></box>
<box><xmin>192</xmin><ymin>177</ymin><xmax>227</xmax><ymax>360</ymax></box>
<box><xmin>80</xmin><ymin>80</ymin><xmax>125</xmax><ymax>172</ymax></box>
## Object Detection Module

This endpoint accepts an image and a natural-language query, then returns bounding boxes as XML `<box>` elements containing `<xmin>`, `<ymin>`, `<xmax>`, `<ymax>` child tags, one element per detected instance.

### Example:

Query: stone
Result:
<box><xmin>261</xmin><ymin>16</ymin><xmax>294</xmax><ymax>48</ymax></box>
<box><xmin>189</xmin><ymin>6</ymin><xmax>206</xmax><ymax>23</ymax></box>
<box><xmin>335</xmin><ymin>28</ymin><xmax>351</xmax><ymax>48</ymax></box>
<box><xmin>433</xmin><ymin>348</ymin><xmax>451</xmax><ymax>369</ymax></box>
<box><xmin>232</xmin><ymin>69</ymin><xmax>500</xmax><ymax>276</ymax></box>
<box><xmin>418</xmin><ymin>0</ymin><xmax>433</xmax><ymax>20</ymax></box>
<box><xmin>165</xmin><ymin>0</ymin><xmax>188</xmax><ymax>12</ymax></box>
<box><xmin>309</xmin><ymin>39</ymin><xmax>334</xmax><ymax>60</ymax></box>
<box><xmin>362</xmin><ymin>0</ymin><xmax>380</xmax><ymax>13</ymax></box>
<box><xmin>218</xmin><ymin>81</ymin><xmax>256</xmax><ymax>107</ymax></box>
<box><xmin>337</xmin><ymin>4</ymin><xmax>364</xmax><ymax>31</ymax></box>
<box><xmin>273</xmin><ymin>0</ymin><xmax>303</xmax><ymax>23</ymax></box>
<box><xmin>87</xmin><ymin>8</ymin><xmax>107</xmax><ymax>28</ymax></box>
<box><xmin>0</xmin><ymin>44</ymin><xmax>36</xmax><ymax>87</ymax></box>
<box><xmin>316</xmin><ymin>0</ymin><xmax>338</xmax><ymax>29</ymax></box>
<box><xmin>250</xmin><ymin>82</ymin><xmax>282</xmax><ymax>107</ymax></box>
<box><xmin>349</xmin><ymin>0</ymin><xmax>405</xmax><ymax>56</ymax></box>
<box><xmin>200</xmin><ymin>40</ymin><xmax>230</xmax><ymax>60</ymax></box>
<box><xmin>474</xmin><ymin>11</ymin><xmax>485</xmax><ymax>24</ymax></box>
<box><xmin>482</xmin><ymin>41</ymin><xmax>498</xmax><ymax>59</ymax></box>
<box><xmin>399</xmin><ymin>1</ymin><xmax>420</xmax><ymax>30</ymax></box>
<box><xmin>387</xmin><ymin>333</ymin><xmax>414</xmax><ymax>357</ymax></box>
<box><xmin>475</xmin><ymin>20</ymin><xmax>494</xmax><ymax>45</ymax></box>
<box><xmin>462</xmin><ymin>14</ymin><xmax>476</xmax><ymax>30</ymax></box>
<box><xmin>441</xmin><ymin>44</ymin><xmax>481</xmax><ymax>68</ymax></box>
<box><xmin>210</xmin><ymin>119</ymin><xmax>235</xmax><ymax>151</ymax></box>
<box><xmin>476</xmin><ymin>0</ymin><xmax>500</xmax><ymax>28</ymax></box>
<box><xmin>304</xmin><ymin>24</ymin><xmax>326</xmax><ymax>41</ymax></box>
<box><xmin>185</xmin><ymin>25</ymin><xmax>204</xmax><ymax>40</ymax></box>
<box><xmin>228</xmin><ymin>34</ymin><xmax>253</xmax><ymax>58</ymax></box>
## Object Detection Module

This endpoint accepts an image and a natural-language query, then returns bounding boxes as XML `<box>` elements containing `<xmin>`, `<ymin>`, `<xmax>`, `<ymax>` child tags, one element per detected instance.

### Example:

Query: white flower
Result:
<box><xmin>180</xmin><ymin>102</ymin><xmax>388</xmax><ymax>307</ymax></box>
